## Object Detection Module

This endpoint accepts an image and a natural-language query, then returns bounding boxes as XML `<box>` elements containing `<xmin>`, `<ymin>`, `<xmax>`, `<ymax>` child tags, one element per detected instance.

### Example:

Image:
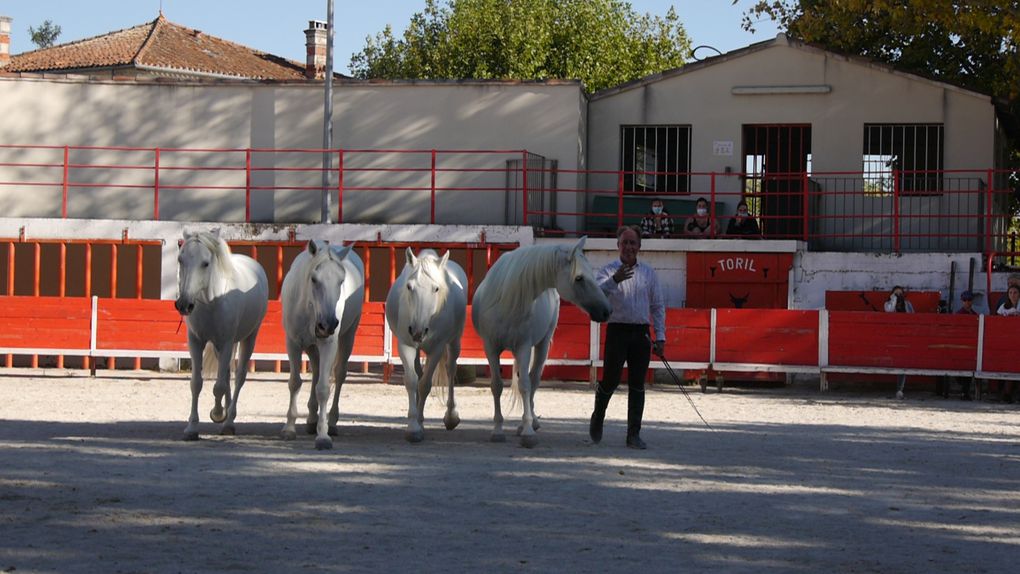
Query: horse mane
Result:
<box><xmin>186</xmin><ymin>231</ymin><xmax>235</xmax><ymax>278</ymax></box>
<box><xmin>481</xmin><ymin>244</ymin><xmax>565</xmax><ymax>316</ymax></box>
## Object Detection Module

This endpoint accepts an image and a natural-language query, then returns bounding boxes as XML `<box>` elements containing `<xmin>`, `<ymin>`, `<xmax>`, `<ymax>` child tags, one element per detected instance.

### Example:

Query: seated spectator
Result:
<box><xmin>996</xmin><ymin>285</ymin><xmax>1020</xmax><ymax>316</ymax></box>
<box><xmin>948</xmin><ymin>290</ymin><xmax>978</xmax><ymax>400</ymax></box>
<box><xmin>725</xmin><ymin>199</ymin><xmax>761</xmax><ymax>238</ymax></box>
<box><xmin>884</xmin><ymin>286</ymin><xmax>913</xmax><ymax>400</ymax></box>
<box><xmin>683</xmin><ymin>197</ymin><xmax>719</xmax><ymax>237</ymax></box>
<box><xmin>639</xmin><ymin>199</ymin><xmax>673</xmax><ymax>238</ymax></box>
<box><xmin>991</xmin><ymin>273</ymin><xmax>1015</xmax><ymax>314</ymax></box>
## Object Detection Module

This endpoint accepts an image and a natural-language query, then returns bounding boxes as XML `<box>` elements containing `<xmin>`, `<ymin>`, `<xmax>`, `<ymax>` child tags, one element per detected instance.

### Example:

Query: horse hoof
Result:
<box><xmin>443</xmin><ymin>415</ymin><xmax>460</xmax><ymax>430</ymax></box>
<box><xmin>520</xmin><ymin>435</ymin><xmax>539</xmax><ymax>449</ymax></box>
<box><xmin>182</xmin><ymin>431</ymin><xmax>200</xmax><ymax>441</ymax></box>
<box><xmin>405</xmin><ymin>430</ymin><xmax>424</xmax><ymax>443</ymax></box>
<box><xmin>315</xmin><ymin>437</ymin><xmax>333</xmax><ymax>450</ymax></box>
<box><xmin>209</xmin><ymin>408</ymin><xmax>226</xmax><ymax>424</ymax></box>
<box><xmin>282</xmin><ymin>430</ymin><xmax>297</xmax><ymax>441</ymax></box>
<box><xmin>490</xmin><ymin>433</ymin><xmax>506</xmax><ymax>443</ymax></box>
<box><xmin>220</xmin><ymin>425</ymin><xmax>235</xmax><ymax>436</ymax></box>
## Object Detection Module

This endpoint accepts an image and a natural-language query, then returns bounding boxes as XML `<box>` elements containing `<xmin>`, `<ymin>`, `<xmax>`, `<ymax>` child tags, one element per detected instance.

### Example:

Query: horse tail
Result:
<box><xmin>201</xmin><ymin>342</ymin><xmax>238</xmax><ymax>378</ymax></box>
<box><xmin>201</xmin><ymin>342</ymin><xmax>219</xmax><ymax>378</ymax></box>
<box><xmin>430</xmin><ymin>346</ymin><xmax>452</xmax><ymax>406</ymax></box>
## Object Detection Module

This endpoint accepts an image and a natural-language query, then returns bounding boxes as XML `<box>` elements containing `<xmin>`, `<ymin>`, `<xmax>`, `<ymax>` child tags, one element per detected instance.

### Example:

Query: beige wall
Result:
<box><xmin>587</xmin><ymin>35</ymin><xmax>996</xmax><ymax>231</ymax></box>
<box><xmin>0</xmin><ymin>77</ymin><xmax>585</xmax><ymax>226</ymax></box>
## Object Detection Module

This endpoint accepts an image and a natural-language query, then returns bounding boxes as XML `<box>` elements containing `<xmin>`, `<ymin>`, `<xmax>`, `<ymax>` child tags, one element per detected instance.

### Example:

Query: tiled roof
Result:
<box><xmin>6</xmin><ymin>14</ymin><xmax>308</xmax><ymax>81</ymax></box>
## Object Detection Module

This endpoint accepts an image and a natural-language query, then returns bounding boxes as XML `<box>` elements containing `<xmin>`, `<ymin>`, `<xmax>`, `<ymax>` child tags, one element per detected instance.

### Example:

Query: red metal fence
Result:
<box><xmin>0</xmin><ymin>144</ymin><xmax>1016</xmax><ymax>261</ymax></box>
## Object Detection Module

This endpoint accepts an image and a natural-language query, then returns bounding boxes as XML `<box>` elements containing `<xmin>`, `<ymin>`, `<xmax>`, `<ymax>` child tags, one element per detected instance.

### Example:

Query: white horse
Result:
<box><xmin>280</xmin><ymin>240</ymin><xmax>364</xmax><ymax>450</ymax></box>
<box><xmin>175</xmin><ymin>230</ymin><xmax>269</xmax><ymax>440</ymax></box>
<box><xmin>472</xmin><ymin>237</ymin><xmax>612</xmax><ymax>447</ymax></box>
<box><xmin>385</xmin><ymin>248</ymin><xmax>468</xmax><ymax>443</ymax></box>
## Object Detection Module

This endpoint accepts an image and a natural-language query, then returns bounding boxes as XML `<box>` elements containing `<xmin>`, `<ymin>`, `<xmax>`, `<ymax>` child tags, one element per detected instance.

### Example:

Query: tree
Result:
<box><xmin>29</xmin><ymin>20</ymin><xmax>62</xmax><ymax>49</ymax></box>
<box><xmin>349</xmin><ymin>0</ymin><xmax>691</xmax><ymax>93</ymax></box>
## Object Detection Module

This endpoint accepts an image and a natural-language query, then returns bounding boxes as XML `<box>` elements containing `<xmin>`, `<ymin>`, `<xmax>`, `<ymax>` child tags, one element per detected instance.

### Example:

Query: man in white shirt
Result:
<box><xmin>589</xmin><ymin>225</ymin><xmax>666</xmax><ymax>449</ymax></box>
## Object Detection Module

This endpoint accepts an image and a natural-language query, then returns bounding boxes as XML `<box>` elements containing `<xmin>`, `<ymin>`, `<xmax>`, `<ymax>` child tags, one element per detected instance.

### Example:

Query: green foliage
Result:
<box><xmin>349</xmin><ymin>0</ymin><xmax>691</xmax><ymax>93</ymax></box>
<box><xmin>28</xmin><ymin>19</ymin><xmax>61</xmax><ymax>49</ymax></box>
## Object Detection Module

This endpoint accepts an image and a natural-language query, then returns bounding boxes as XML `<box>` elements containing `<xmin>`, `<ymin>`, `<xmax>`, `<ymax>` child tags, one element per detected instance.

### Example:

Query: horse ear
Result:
<box><xmin>572</xmin><ymin>236</ymin><xmax>587</xmax><ymax>257</ymax></box>
<box><xmin>405</xmin><ymin>247</ymin><xmax>417</xmax><ymax>267</ymax></box>
<box><xmin>439</xmin><ymin>250</ymin><xmax>450</xmax><ymax>269</ymax></box>
<box><xmin>332</xmin><ymin>245</ymin><xmax>352</xmax><ymax>261</ymax></box>
<box><xmin>307</xmin><ymin>239</ymin><xmax>319</xmax><ymax>256</ymax></box>
<box><xmin>210</xmin><ymin>228</ymin><xmax>221</xmax><ymax>238</ymax></box>
<box><xmin>183</xmin><ymin>230</ymin><xmax>193</xmax><ymax>240</ymax></box>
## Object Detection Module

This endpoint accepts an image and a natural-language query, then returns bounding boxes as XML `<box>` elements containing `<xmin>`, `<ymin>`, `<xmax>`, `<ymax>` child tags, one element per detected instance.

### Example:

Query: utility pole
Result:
<box><xmin>320</xmin><ymin>0</ymin><xmax>335</xmax><ymax>223</ymax></box>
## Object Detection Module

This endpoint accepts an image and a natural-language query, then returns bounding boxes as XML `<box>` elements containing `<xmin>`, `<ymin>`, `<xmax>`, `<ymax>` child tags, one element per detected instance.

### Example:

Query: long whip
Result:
<box><xmin>655</xmin><ymin>352</ymin><xmax>715</xmax><ymax>431</ymax></box>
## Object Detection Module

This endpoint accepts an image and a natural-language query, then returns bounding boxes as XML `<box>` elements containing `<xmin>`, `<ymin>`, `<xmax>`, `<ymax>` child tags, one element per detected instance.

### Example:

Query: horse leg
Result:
<box><xmin>484</xmin><ymin>341</ymin><xmax>506</xmax><ymax>443</ymax></box>
<box><xmin>183</xmin><ymin>336</ymin><xmax>205</xmax><ymax>441</ymax></box>
<box><xmin>328</xmin><ymin>333</ymin><xmax>355</xmax><ymax>439</ymax></box>
<box><xmin>223</xmin><ymin>336</ymin><xmax>257</xmax><ymax>436</ymax></box>
<box><xmin>314</xmin><ymin>340</ymin><xmax>338</xmax><ymax>450</ymax></box>
<box><xmin>524</xmin><ymin>336</ymin><xmax>552</xmax><ymax>433</ymax></box>
<box><xmin>443</xmin><ymin>341</ymin><xmax>461</xmax><ymax>431</ymax></box>
<box><xmin>210</xmin><ymin>342</ymin><xmax>232</xmax><ymax>426</ymax></box>
<box><xmin>514</xmin><ymin>344</ymin><xmax>538</xmax><ymax>448</ymax></box>
<box><xmin>398</xmin><ymin>343</ymin><xmax>424</xmax><ymax>443</ymax></box>
<box><xmin>304</xmin><ymin>346</ymin><xmax>321</xmax><ymax>435</ymax></box>
<box><xmin>281</xmin><ymin>341</ymin><xmax>305</xmax><ymax>441</ymax></box>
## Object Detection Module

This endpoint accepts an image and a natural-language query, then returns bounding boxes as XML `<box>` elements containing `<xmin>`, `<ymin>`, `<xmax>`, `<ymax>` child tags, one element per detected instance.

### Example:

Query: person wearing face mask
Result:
<box><xmin>884</xmin><ymin>286</ymin><xmax>914</xmax><ymax>400</ymax></box>
<box><xmin>725</xmin><ymin>199</ymin><xmax>761</xmax><ymax>238</ymax></box>
<box><xmin>639</xmin><ymin>199</ymin><xmax>673</xmax><ymax>238</ymax></box>
<box><xmin>683</xmin><ymin>197</ymin><xmax>719</xmax><ymax>237</ymax></box>
<box><xmin>995</xmin><ymin>284</ymin><xmax>1020</xmax><ymax>403</ymax></box>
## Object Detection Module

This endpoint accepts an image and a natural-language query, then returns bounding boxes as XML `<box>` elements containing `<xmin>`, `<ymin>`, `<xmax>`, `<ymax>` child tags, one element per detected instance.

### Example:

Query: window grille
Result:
<box><xmin>863</xmin><ymin>124</ymin><xmax>943</xmax><ymax>195</ymax></box>
<box><xmin>620</xmin><ymin>125</ymin><xmax>691</xmax><ymax>193</ymax></box>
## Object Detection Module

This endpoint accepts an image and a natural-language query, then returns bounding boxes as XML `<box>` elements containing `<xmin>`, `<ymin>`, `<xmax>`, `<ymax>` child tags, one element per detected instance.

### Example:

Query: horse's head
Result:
<box><xmin>175</xmin><ymin>231</ymin><xmax>223</xmax><ymax>316</ymax></box>
<box><xmin>305</xmin><ymin>239</ymin><xmax>353</xmax><ymax>339</ymax></box>
<box><xmin>401</xmin><ymin>248</ymin><xmax>450</xmax><ymax>344</ymax></box>
<box><xmin>555</xmin><ymin>237</ymin><xmax>612</xmax><ymax>323</ymax></box>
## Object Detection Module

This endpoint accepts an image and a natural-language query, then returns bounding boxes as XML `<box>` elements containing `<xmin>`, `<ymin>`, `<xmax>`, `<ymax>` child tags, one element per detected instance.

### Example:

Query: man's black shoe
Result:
<box><xmin>626</xmin><ymin>435</ymin><xmax>647</xmax><ymax>450</ymax></box>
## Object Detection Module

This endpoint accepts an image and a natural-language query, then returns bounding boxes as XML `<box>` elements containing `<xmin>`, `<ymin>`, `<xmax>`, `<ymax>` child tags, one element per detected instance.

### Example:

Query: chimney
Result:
<box><xmin>0</xmin><ymin>16</ymin><xmax>12</xmax><ymax>69</ymax></box>
<box><xmin>305</xmin><ymin>20</ymin><xmax>327</xmax><ymax>79</ymax></box>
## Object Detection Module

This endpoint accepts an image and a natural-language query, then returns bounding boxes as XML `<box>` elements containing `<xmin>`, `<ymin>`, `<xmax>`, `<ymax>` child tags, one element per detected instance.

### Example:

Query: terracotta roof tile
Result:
<box><xmin>7</xmin><ymin>15</ymin><xmax>309</xmax><ymax>81</ymax></box>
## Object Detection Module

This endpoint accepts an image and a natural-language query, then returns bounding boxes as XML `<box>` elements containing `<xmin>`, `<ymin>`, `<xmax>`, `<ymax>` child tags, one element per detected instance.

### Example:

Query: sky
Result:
<box><xmin>1</xmin><ymin>1</ymin><xmax>780</xmax><ymax>75</ymax></box>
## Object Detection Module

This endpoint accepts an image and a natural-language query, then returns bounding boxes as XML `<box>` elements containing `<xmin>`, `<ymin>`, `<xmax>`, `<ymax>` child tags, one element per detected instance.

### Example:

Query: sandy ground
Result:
<box><xmin>0</xmin><ymin>368</ymin><xmax>1018</xmax><ymax>574</ymax></box>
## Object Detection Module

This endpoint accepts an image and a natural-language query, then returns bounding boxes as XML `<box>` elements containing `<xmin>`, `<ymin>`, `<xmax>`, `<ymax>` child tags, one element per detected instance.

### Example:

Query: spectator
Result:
<box><xmin>683</xmin><ymin>197</ymin><xmax>719</xmax><ymax>237</ymax></box>
<box><xmin>884</xmin><ymin>286</ymin><xmax>913</xmax><ymax>400</ymax></box>
<box><xmin>639</xmin><ymin>199</ymin><xmax>673</xmax><ymax>238</ymax></box>
<box><xmin>945</xmin><ymin>290</ymin><xmax>978</xmax><ymax>400</ymax></box>
<box><xmin>995</xmin><ymin>284</ymin><xmax>1020</xmax><ymax>316</ymax></box>
<box><xmin>992</xmin><ymin>273</ymin><xmax>1020</xmax><ymax>314</ymax></box>
<box><xmin>725</xmin><ymin>199</ymin><xmax>761</xmax><ymax>238</ymax></box>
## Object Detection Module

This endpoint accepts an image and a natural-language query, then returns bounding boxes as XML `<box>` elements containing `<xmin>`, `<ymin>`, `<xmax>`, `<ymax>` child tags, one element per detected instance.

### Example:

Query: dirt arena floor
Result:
<box><xmin>0</xmin><ymin>368</ymin><xmax>1018</xmax><ymax>574</ymax></box>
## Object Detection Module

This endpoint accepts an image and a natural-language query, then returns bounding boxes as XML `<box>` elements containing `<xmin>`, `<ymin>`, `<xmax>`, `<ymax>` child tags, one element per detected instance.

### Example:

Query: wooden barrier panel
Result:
<box><xmin>715</xmin><ymin>309</ymin><xmax>818</xmax><ymax>366</ymax></box>
<box><xmin>0</xmin><ymin>296</ymin><xmax>91</xmax><ymax>353</ymax></box>
<box><xmin>94</xmin><ymin>298</ymin><xmax>188</xmax><ymax>353</ymax></box>
<box><xmin>980</xmin><ymin>316</ymin><xmax>1020</xmax><ymax>374</ymax></box>
<box><xmin>828</xmin><ymin>311</ymin><xmax>978</xmax><ymax>371</ymax></box>
<box><xmin>658</xmin><ymin>308</ymin><xmax>712</xmax><ymax>363</ymax></box>
<box><xmin>257</xmin><ymin>301</ymin><xmax>387</xmax><ymax>359</ymax></box>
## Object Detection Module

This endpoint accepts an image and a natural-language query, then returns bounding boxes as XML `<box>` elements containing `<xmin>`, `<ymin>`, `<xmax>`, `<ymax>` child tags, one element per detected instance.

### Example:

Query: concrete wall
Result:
<box><xmin>0</xmin><ymin>76</ymin><xmax>585</xmax><ymax>226</ymax></box>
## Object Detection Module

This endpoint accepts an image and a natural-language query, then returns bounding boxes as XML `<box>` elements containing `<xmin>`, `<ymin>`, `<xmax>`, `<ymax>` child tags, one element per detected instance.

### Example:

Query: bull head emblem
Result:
<box><xmin>730</xmin><ymin>293</ymin><xmax>750</xmax><ymax>308</ymax></box>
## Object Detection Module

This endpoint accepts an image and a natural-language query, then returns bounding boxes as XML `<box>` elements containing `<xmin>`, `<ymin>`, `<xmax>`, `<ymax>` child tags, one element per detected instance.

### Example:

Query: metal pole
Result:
<box><xmin>320</xmin><ymin>0</ymin><xmax>335</xmax><ymax>223</ymax></box>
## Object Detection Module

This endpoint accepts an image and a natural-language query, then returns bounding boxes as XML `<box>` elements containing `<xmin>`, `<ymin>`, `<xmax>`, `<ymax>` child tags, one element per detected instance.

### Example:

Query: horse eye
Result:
<box><xmin>202</xmin><ymin>261</ymin><xmax>210</xmax><ymax>268</ymax></box>
<box><xmin>407</xmin><ymin>284</ymin><xmax>412</xmax><ymax>291</ymax></box>
<box><xmin>574</xmin><ymin>275</ymin><xmax>583</xmax><ymax>282</ymax></box>
<box><xmin>311</xmin><ymin>277</ymin><xmax>318</xmax><ymax>285</ymax></box>
<box><xmin>434</xmin><ymin>286</ymin><xmax>439</xmax><ymax>293</ymax></box>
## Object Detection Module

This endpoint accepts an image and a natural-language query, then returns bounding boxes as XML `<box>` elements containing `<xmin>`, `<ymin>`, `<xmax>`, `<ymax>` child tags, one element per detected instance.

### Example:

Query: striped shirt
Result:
<box><xmin>596</xmin><ymin>259</ymin><xmax>666</xmax><ymax>341</ymax></box>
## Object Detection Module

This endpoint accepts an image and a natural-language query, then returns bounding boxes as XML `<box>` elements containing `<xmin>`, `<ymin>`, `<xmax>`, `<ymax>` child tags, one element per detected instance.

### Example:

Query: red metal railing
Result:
<box><xmin>0</xmin><ymin>144</ymin><xmax>1016</xmax><ymax>258</ymax></box>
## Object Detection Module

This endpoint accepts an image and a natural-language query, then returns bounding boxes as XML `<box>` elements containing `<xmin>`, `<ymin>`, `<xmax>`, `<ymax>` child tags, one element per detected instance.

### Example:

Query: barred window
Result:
<box><xmin>863</xmin><ymin>124</ymin><xmax>944</xmax><ymax>195</ymax></box>
<box><xmin>621</xmin><ymin>125</ymin><xmax>691</xmax><ymax>193</ymax></box>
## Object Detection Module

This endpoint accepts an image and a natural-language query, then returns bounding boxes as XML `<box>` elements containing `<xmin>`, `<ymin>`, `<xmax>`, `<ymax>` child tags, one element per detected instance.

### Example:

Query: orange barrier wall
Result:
<box><xmin>715</xmin><ymin>309</ymin><xmax>819</xmax><ymax>366</ymax></box>
<box><xmin>95</xmin><ymin>299</ymin><xmax>187</xmax><ymax>353</ymax></box>
<box><xmin>828</xmin><ymin>311</ymin><xmax>978</xmax><ymax>371</ymax></box>
<box><xmin>0</xmin><ymin>296</ymin><xmax>91</xmax><ymax>353</ymax></box>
